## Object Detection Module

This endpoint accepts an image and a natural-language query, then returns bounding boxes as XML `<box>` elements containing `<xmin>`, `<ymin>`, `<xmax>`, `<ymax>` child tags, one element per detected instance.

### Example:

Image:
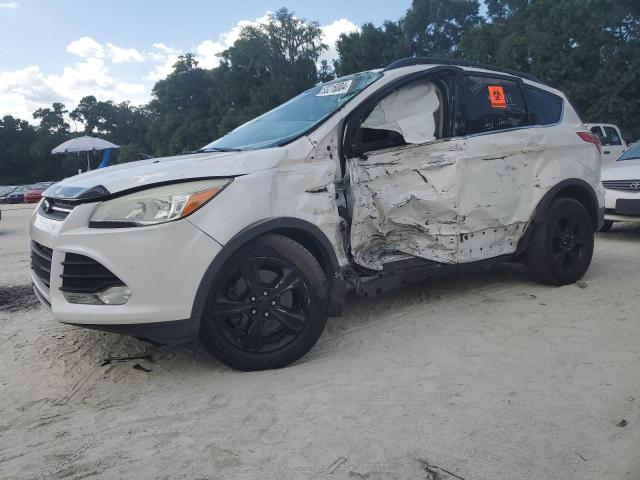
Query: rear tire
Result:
<box><xmin>599</xmin><ymin>220</ymin><xmax>613</xmax><ymax>232</ymax></box>
<box><xmin>200</xmin><ymin>234</ymin><xmax>329</xmax><ymax>371</ymax></box>
<box><xmin>525</xmin><ymin>198</ymin><xmax>594</xmax><ymax>286</ymax></box>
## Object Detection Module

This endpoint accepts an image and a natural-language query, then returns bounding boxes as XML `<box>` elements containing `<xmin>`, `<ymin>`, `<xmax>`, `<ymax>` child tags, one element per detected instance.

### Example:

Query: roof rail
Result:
<box><xmin>383</xmin><ymin>57</ymin><xmax>547</xmax><ymax>85</ymax></box>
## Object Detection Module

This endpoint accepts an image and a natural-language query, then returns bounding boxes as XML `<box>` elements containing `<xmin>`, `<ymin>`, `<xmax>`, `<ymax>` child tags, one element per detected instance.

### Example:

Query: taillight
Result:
<box><xmin>577</xmin><ymin>132</ymin><xmax>602</xmax><ymax>154</ymax></box>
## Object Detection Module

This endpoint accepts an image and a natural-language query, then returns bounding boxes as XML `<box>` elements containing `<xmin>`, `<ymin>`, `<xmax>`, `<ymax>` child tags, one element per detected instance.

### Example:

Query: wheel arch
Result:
<box><xmin>516</xmin><ymin>178</ymin><xmax>602</xmax><ymax>256</ymax></box>
<box><xmin>191</xmin><ymin>217</ymin><xmax>344</xmax><ymax>322</ymax></box>
<box><xmin>536</xmin><ymin>179</ymin><xmax>600</xmax><ymax>230</ymax></box>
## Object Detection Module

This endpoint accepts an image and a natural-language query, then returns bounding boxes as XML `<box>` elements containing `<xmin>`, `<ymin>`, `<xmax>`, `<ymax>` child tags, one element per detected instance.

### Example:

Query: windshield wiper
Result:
<box><xmin>199</xmin><ymin>147</ymin><xmax>243</xmax><ymax>153</ymax></box>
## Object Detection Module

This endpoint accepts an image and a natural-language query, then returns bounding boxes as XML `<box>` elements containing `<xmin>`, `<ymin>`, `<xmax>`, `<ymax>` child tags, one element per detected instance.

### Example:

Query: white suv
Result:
<box><xmin>31</xmin><ymin>59</ymin><xmax>604</xmax><ymax>370</ymax></box>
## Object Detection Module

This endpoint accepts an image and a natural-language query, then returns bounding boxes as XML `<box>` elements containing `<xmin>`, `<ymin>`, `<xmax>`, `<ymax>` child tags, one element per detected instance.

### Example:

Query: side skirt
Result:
<box><xmin>353</xmin><ymin>256</ymin><xmax>509</xmax><ymax>298</ymax></box>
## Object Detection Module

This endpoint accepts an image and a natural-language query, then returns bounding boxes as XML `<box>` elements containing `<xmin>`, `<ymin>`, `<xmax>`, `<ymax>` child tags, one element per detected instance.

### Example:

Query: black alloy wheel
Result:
<box><xmin>200</xmin><ymin>234</ymin><xmax>329</xmax><ymax>370</ymax></box>
<box><xmin>525</xmin><ymin>197</ymin><xmax>594</xmax><ymax>285</ymax></box>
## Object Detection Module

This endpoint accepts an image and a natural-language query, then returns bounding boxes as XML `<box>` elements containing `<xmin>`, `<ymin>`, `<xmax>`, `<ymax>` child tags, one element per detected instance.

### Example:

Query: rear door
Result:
<box><xmin>459</xmin><ymin>74</ymin><xmax>541</xmax><ymax>262</ymax></box>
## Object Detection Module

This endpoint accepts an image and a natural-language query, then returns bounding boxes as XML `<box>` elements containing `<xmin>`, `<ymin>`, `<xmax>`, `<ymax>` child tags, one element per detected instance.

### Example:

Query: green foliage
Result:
<box><xmin>334</xmin><ymin>21</ymin><xmax>412</xmax><ymax>75</ymax></box>
<box><xmin>1</xmin><ymin>2</ymin><xmax>639</xmax><ymax>185</ymax></box>
<box><xmin>404</xmin><ymin>0</ymin><xmax>483</xmax><ymax>57</ymax></box>
<box><xmin>461</xmin><ymin>0</ymin><xmax>640</xmax><ymax>139</ymax></box>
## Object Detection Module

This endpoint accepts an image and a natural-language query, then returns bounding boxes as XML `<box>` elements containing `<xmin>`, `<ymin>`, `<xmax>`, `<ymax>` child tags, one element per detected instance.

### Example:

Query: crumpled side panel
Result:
<box><xmin>348</xmin><ymin>139</ymin><xmax>466</xmax><ymax>270</ymax></box>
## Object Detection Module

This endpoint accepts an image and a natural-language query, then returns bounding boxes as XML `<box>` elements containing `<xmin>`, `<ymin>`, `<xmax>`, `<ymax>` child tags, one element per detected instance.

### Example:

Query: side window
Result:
<box><xmin>590</xmin><ymin>126</ymin><xmax>605</xmax><ymax>144</ymax></box>
<box><xmin>458</xmin><ymin>76</ymin><xmax>527</xmax><ymax>135</ymax></box>
<box><xmin>603</xmin><ymin>126</ymin><xmax>622</xmax><ymax>146</ymax></box>
<box><xmin>355</xmin><ymin>80</ymin><xmax>443</xmax><ymax>152</ymax></box>
<box><xmin>524</xmin><ymin>86</ymin><xmax>563</xmax><ymax>125</ymax></box>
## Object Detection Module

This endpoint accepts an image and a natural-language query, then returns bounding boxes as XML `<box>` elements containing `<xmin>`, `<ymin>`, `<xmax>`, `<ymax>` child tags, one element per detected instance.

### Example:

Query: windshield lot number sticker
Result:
<box><xmin>488</xmin><ymin>85</ymin><xmax>507</xmax><ymax>108</ymax></box>
<box><xmin>317</xmin><ymin>79</ymin><xmax>353</xmax><ymax>96</ymax></box>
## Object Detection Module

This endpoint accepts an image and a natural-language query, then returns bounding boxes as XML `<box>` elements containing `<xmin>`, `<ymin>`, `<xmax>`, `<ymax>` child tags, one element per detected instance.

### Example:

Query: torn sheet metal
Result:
<box><xmin>348</xmin><ymin>139</ymin><xmax>465</xmax><ymax>270</ymax></box>
<box><xmin>361</xmin><ymin>82</ymin><xmax>439</xmax><ymax>145</ymax></box>
<box><xmin>348</xmin><ymin>129</ymin><xmax>545</xmax><ymax>269</ymax></box>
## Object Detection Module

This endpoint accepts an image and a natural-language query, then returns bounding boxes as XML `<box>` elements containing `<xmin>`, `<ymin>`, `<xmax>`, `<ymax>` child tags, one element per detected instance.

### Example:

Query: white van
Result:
<box><xmin>31</xmin><ymin>59</ymin><xmax>604</xmax><ymax>370</ymax></box>
<box><xmin>585</xmin><ymin>123</ymin><xmax>627</xmax><ymax>165</ymax></box>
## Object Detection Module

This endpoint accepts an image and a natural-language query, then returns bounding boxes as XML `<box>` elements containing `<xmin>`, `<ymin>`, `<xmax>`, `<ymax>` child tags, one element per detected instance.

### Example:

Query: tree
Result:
<box><xmin>216</xmin><ymin>7</ymin><xmax>327</xmax><ymax>130</ymax></box>
<box><xmin>404</xmin><ymin>0</ymin><xmax>483</xmax><ymax>57</ymax></box>
<box><xmin>147</xmin><ymin>54</ymin><xmax>214</xmax><ymax>155</ymax></box>
<box><xmin>461</xmin><ymin>0</ymin><xmax>640</xmax><ymax>139</ymax></box>
<box><xmin>318</xmin><ymin>60</ymin><xmax>336</xmax><ymax>82</ymax></box>
<box><xmin>69</xmin><ymin>96</ymin><xmax>101</xmax><ymax>135</ymax></box>
<box><xmin>334</xmin><ymin>21</ymin><xmax>411</xmax><ymax>76</ymax></box>
<box><xmin>33</xmin><ymin>103</ymin><xmax>69</xmax><ymax>134</ymax></box>
<box><xmin>3</xmin><ymin>2</ymin><xmax>640</xmax><ymax>185</ymax></box>
<box><xmin>147</xmin><ymin>7</ymin><xmax>328</xmax><ymax>154</ymax></box>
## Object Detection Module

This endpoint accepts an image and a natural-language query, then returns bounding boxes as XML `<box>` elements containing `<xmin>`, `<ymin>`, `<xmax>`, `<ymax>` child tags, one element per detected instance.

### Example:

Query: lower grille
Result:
<box><xmin>30</xmin><ymin>241</ymin><xmax>53</xmax><ymax>288</ymax></box>
<box><xmin>602</xmin><ymin>180</ymin><xmax>640</xmax><ymax>192</ymax></box>
<box><xmin>60</xmin><ymin>253</ymin><xmax>125</xmax><ymax>293</ymax></box>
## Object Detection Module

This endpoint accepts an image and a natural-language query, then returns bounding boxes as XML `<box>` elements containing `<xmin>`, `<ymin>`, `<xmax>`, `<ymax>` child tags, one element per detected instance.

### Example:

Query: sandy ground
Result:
<box><xmin>0</xmin><ymin>203</ymin><xmax>639</xmax><ymax>480</ymax></box>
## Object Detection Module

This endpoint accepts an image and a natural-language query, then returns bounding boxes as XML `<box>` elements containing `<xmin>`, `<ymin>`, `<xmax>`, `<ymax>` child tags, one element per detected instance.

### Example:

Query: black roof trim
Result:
<box><xmin>383</xmin><ymin>57</ymin><xmax>547</xmax><ymax>85</ymax></box>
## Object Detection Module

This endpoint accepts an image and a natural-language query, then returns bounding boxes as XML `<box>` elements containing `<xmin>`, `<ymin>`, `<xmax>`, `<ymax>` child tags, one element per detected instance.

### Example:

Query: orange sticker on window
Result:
<box><xmin>488</xmin><ymin>85</ymin><xmax>507</xmax><ymax>108</ymax></box>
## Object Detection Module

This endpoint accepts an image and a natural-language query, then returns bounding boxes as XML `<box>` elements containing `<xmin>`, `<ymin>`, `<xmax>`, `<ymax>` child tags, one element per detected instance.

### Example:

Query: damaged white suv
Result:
<box><xmin>31</xmin><ymin>58</ymin><xmax>604</xmax><ymax>370</ymax></box>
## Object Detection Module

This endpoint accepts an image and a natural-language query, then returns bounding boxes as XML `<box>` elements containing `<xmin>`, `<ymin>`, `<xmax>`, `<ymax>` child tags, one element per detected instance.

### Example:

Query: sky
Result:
<box><xmin>0</xmin><ymin>0</ymin><xmax>412</xmax><ymax>120</ymax></box>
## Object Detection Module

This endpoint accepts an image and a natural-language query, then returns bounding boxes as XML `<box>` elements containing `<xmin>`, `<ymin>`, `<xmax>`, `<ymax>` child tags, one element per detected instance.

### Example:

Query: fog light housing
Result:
<box><xmin>63</xmin><ymin>286</ymin><xmax>132</xmax><ymax>306</ymax></box>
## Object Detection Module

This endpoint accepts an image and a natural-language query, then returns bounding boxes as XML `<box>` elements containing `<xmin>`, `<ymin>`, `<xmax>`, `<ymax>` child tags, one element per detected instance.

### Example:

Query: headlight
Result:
<box><xmin>90</xmin><ymin>178</ymin><xmax>232</xmax><ymax>227</ymax></box>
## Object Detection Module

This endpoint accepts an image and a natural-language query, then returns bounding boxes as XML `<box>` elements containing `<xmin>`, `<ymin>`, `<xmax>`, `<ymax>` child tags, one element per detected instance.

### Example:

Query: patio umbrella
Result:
<box><xmin>52</xmin><ymin>136</ymin><xmax>120</xmax><ymax>171</ymax></box>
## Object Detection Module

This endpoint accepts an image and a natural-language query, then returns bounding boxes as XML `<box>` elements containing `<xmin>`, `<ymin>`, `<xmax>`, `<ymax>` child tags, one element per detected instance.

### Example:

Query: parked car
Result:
<box><xmin>0</xmin><ymin>186</ymin><xmax>19</xmax><ymax>203</ymax></box>
<box><xmin>585</xmin><ymin>123</ymin><xmax>627</xmax><ymax>166</ymax></box>
<box><xmin>31</xmin><ymin>58</ymin><xmax>604</xmax><ymax>370</ymax></box>
<box><xmin>24</xmin><ymin>182</ymin><xmax>55</xmax><ymax>203</ymax></box>
<box><xmin>5</xmin><ymin>186</ymin><xmax>27</xmax><ymax>204</ymax></box>
<box><xmin>600</xmin><ymin>142</ymin><xmax>640</xmax><ymax>231</ymax></box>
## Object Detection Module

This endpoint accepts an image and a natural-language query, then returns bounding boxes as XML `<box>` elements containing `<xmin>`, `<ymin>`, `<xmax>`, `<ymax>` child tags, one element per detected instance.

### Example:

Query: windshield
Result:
<box><xmin>201</xmin><ymin>71</ymin><xmax>382</xmax><ymax>151</ymax></box>
<box><xmin>618</xmin><ymin>143</ymin><xmax>640</xmax><ymax>161</ymax></box>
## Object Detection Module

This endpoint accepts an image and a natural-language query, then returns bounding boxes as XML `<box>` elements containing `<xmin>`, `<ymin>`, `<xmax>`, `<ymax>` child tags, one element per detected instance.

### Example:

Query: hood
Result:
<box><xmin>44</xmin><ymin>149</ymin><xmax>284</xmax><ymax>200</ymax></box>
<box><xmin>602</xmin><ymin>159</ymin><xmax>640</xmax><ymax>181</ymax></box>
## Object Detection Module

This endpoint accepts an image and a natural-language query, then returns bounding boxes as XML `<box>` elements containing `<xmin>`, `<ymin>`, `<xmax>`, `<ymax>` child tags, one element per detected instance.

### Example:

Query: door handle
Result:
<box><xmin>521</xmin><ymin>145</ymin><xmax>546</xmax><ymax>153</ymax></box>
<box><xmin>603</xmin><ymin>150</ymin><xmax>611</xmax><ymax>154</ymax></box>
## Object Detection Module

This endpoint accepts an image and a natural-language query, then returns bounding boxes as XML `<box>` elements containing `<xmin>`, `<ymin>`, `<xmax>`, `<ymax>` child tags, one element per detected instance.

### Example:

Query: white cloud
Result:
<box><xmin>195</xmin><ymin>40</ymin><xmax>224</xmax><ymax>69</ymax></box>
<box><xmin>192</xmin><ymin>13</ymin><xmax>357</xmax><ymax>70</ymax></box>
<box><xmin>67</xmin><ymin>36</ymin><xmax>105</xmax><ymax>59</ymax></box>
<box><xmin>0</xmin><ymin>2</ymin><xmax>18</xmax><ymax>9</ymax></box>
<box><xmin>194</xmin><ymin>13</ymin><xmax>271</xmax><ymax>69</ymax></box>
<box><xmin>107</xmin><ymin>43</ymin><xmax>144</xmax><ymax>63</ymax></box>
<box><xmin>145</xmin><ymin>43</ymin><xmax>181</xmax><ymax>81</ymax></box>
<box><xmin>0</xmin><ymin>38</ymin><xmax>146</xmax><ymax>121</ymax></box>
<box><xmin>320</xmin><ymin>18</ymin><xmax>359</xmax><ymax>63</ymax></box>
<box><xmin>0</xmin><ymin>14</ymin><xmax>360</xmax><ymax>121</ymax></box>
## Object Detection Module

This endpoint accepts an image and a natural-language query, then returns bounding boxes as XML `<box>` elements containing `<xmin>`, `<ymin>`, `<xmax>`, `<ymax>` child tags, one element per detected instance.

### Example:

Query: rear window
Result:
<box><xmin>459</xmin><ymin>76</ymin><xmax>528</xmax><ymax>135</ymax></box>
<box><xmin>524</xmin><ymin>86</ymin><xmax>563</xmax><ymax>125</ymax></box>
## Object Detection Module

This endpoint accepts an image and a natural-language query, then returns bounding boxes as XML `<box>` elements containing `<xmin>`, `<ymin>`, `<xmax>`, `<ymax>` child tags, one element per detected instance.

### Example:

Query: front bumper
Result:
<box><xmin>30</xmin><ymin>202</ymin><xmax>222</xmax><ymax>341</ymax></box>
<box><xmin>603</xmin><ymin>188</ymin><xmax>640</xmax><ymax>222</ymax></box>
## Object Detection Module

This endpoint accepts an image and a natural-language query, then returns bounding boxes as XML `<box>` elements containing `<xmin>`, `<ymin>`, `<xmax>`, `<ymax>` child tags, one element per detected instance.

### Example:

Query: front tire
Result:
<box><xmin>525</xmin><ymin>198</ymin><xmax>594</xmax><ymax>285</ymax></box>
<box><xmin>200</xmin><ymin>234</ymin><xmax>329</xmax><ymax>371</ymax></box>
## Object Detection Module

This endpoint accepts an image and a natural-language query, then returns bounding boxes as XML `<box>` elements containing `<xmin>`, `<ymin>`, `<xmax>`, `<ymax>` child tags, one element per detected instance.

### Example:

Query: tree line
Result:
<box><xmin>1</xmin><ymin>1</ymin><xmax>639</xmax><ymax>184</ymax></box>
